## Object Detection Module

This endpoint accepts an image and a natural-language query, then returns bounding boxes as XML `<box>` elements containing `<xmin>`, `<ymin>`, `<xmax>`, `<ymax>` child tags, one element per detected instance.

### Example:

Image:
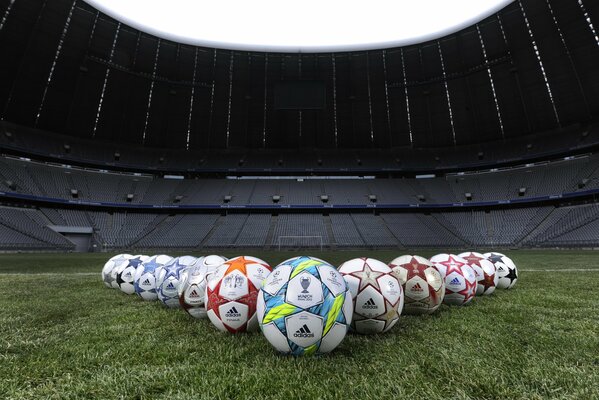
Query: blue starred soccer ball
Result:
<box><xmin>134</xmin><ymin>254</ymin><xmax>173</xmax><ymax>301</ymax></box>
<box><xmin>156</xmin><ymin>256</ymin><xmax>196</xmax><ymax>308</ymax></box>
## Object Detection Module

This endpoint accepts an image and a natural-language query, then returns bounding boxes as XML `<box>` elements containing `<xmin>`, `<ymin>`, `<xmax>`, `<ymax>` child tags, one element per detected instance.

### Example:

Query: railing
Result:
<box><xmin>0</xmin><ymin>189</ymin><xmax>597</xmax><ymax>211</ymax></box>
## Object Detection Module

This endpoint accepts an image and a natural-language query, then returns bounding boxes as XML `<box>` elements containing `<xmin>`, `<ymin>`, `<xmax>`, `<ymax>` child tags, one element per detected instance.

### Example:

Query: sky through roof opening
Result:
<box><xmin>84</xmin><ymin>0</ymin><xmax>513</xmax><ymax>52</ymax></box>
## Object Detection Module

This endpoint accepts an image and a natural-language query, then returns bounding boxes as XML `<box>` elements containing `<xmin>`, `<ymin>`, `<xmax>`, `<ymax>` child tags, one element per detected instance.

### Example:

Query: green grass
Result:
<box><xmin>1</xmin><ymin>250</ymin><xmax>598</xmax><ymax>399</ymax></box>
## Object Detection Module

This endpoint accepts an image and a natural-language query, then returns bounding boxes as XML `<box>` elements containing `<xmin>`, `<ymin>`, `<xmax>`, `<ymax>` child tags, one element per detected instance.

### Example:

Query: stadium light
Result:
<box><xmin>83</xmin><ymin>0</ymin><xmax>513</xmax><ymax>52</ymax></box>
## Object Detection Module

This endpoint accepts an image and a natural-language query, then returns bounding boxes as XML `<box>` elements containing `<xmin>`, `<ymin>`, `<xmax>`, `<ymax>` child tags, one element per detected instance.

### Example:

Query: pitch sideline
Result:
<box><xmin>2</xmin><ymin>269</ymin><xmax>599</xmax><ymax>275</ymax></box>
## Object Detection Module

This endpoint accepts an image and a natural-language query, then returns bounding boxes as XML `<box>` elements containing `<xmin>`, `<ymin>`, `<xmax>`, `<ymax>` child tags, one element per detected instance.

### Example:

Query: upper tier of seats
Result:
<box><xmin>0</xmin><ymin>153</ymin><xmax>597</xmax><ymax>207</ymax></box>
<box><xmin>1</xmin><ymin>120</ymin><xmax>598</xmax><ymax>174</ymax></box>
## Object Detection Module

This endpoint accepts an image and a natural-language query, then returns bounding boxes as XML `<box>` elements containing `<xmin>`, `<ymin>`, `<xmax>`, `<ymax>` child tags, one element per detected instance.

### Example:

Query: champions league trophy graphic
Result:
<box><xmin>300</xmin><ymin>277</ymin><xmax>311</xmax><ymax>293</ymax></box>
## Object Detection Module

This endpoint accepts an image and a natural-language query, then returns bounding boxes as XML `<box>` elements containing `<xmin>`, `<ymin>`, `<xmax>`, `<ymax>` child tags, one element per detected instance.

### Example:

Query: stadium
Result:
<box><xmin>1</xmin><ymin>0</ymin><xmax>598</xmax><ymax>398</ymax></box>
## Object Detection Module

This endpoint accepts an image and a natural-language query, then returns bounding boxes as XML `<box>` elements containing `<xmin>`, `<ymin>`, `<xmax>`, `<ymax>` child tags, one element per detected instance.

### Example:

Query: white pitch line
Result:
<box><xmin>520</xmin><ymin>269</ymin><xmax>599</xmax><ymax>272</ymax></box>
<box><xmin>0</xmin><ymin>272</ymin><xmax>98</xmax><ymax>276</ymax></box>
<box><xmin>1</xmin><ymin>269</ymin><xmax>599</xmax><ymax>276</ymax></box>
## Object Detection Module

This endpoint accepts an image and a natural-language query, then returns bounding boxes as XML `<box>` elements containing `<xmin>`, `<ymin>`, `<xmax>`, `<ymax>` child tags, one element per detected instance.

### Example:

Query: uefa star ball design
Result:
<box><xmin>116</xmin><ymin>255</ymin><xmax>148</xmax><ymax>295</ymax></box>
<box><xmin>155</xmin><ymin>255</ymin><xmax>197</xmax><ymax>291</ymax></box>
<box><xmin>206</xmin><ymin>256</ymin><xmax>272</xmax><ymax>333</ymax></box>
<box><xmin>179</xmin><ymin>255</ymin><xmax>228</xmax><ymax>319</ymax></box>
<box><xmin>430</xmin><ymin>253</ymin><xmax>476</xmax><ymax>306</ymax></box>
<box><xmin>257</xmin><ymin>256</ymin><xmax>353</xmax><ymax>356</ymax></box>
<box><xmin>484</xmin><ymin>252</ymin><xmax>518</xmax><ymax>289</ymax></box>
<box><xmin>389</xmin><ymin>255</ymin><xmax>445</xmax><ymax>315</ymax></box>
<box><xmin>102</xmin><ymin>254</ymin><xmax>131</xmax><ymax>288</ymax></box>
<box><xmin>156</xmin><ymin>256</ymin><xmax>197</xmax><ymax>308</ymax></box>
<box><xmin>133</xmin><ymin>254</ymin><xmax>173</xmax><ymax>301</ymax></box>
<box><xmin>459</xmin><ymin>252</ymin><xmax>498</xmax><ymax>296</ymax></box>
<box><xmin>101</xmin><ymin>254</ymin><xmax>122</xmax><ymax>288</ymax></box>
<box><xmin>338</xmin><ymin>257</ymin><xmax>403</xmax><ymax>334</ymax></box>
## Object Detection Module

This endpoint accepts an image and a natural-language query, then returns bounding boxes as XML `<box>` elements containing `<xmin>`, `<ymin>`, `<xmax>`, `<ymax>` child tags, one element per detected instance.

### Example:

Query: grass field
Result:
<box><xmin>1</xmin><ymin>250</ymin><xmax>598</xmax><ymax>399</ymax></box>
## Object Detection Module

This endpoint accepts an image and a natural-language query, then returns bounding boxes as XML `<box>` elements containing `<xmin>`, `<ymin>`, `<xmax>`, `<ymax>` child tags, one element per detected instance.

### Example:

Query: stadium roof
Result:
<box><xmin>83</xmin><ymin>0</ymin><xmax>513</xmax><ymax>52</ymax></box>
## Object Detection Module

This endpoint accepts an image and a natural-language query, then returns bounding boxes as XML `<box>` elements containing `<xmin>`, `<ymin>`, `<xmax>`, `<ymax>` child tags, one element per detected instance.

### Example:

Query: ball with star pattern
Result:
<box><xmin>178</xmin><ymin>255</ymin><xmax>228</xmax><ymax>319</ymax></box>
<box><xmin>206</xmin><ymin>256</ymin><xmax>272</xmax><ymax>333</ymax></box>
<box><xmin>133</xmin><ymin>255</ymin><xmax>174</xmax><ymax>301</ymax></box>
<box><xmin>430</xmin><ymin>254</ymin><xmax>477</xmax><ymax>306</ymax></box>
<box><xmin>338</xmin><ymin>257</ymin><xmax>403</xmax><ymax>334</ymax></box>
<box><xmin>484</xmin><ymin>252</ymin><xmax>518</xmax><ymax>289</ymax></box>
<box><xmin>156</xmin><ymin>256</ymin><xmax>197</xmax><ymax>308</ymax></box>
<box><xmin>101</xmin><ymin>254</ymin><xmax>132</xmax><ymax>288</ymax></box>
<box><xmin>116</xmin><ymin>255</ymin><xmax>149</xmax><ymax>295</ymax></box>
<box><xmin>389</xmin><ymin>255</ymin><xmax>445</xmax><ymax>315</ymax></box>
<box><xmin>458</xmin><ymin>252</ymin><xmax>498</xmax><ymax>296</ymax></box>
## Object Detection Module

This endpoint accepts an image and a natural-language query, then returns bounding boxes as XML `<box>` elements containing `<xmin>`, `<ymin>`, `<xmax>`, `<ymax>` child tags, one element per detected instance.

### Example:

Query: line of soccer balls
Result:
<box><xmin>101</xmin><ymin>252</ymin><xmax>518</xmax><ymax>356</ymax></box>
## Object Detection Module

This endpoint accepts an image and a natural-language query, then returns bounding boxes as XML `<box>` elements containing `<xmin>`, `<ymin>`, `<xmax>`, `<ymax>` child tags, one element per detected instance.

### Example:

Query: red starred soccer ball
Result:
<box><xmin>389</xmin><ymin>255</ymin><xmax>445</xmax><ymax>315</ymax></box>
<box><xmin>206</xmin><ymin>256</ymin><xmax>272</xmax><ymax>333</ymax></box>
<box><xmin>458</xmin><ymin>251</ymin><xmax>498</xmax><ymax>296</ymax></box>
<box><xmin>338</xmin><ymin>257</ymin><xmax>403</xmax><ymax>335</ymax></box>
<box><xmin>430</xmin><ymin>253</ymin><xmax>477</xmax><ymax>306</ymax></box>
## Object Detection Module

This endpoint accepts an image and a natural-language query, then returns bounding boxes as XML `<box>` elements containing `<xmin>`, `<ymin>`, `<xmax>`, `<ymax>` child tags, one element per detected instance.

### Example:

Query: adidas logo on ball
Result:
<box><xmin>449</xmin><ymin>277</ymin><xmax>461</xmax><ymax>285</ymax></box>
<box><xmin>411</xmin><ymin>283</ymin><xmax>424</xmax><ymax>292</ymax></box>
<box><xmin>293</xmin><ymin>324</ymin><xmax>315</xmax><ymax>338</ymax></box>
<box><xmin>225</xmin><ymin>306</ymin><xmax>241</xmax><ymax>318</ymax></box>
<box><xmin>189</xmin><ymin>289</ymin><xmax>200</xmax><ymax>298</ymax></box>
<box><xmin>142</xmin><ymin>279</ymin><xmax>151</xmax><ymax>286</ymax></box>
<box><xmin>363</xmin><ymin>298</ymin><xmax>378</xmax><ymax>309</ymax></box>
<box><xmin>166</xmin><ymin>282</ymin><xmax>175</xmax><ymax>290</ymax></box>
<box><xmin>124</xmin><ymin>272</ymin><xmax>132</xmax><ymax>277</ymax></box>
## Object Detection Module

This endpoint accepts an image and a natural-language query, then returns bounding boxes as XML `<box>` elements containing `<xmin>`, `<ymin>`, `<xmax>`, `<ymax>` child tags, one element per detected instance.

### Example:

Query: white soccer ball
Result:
<box><xmin>430</xmin><ymin>253</ymin><xmax>476</xmax><ymax>306</ymax></box>
<box><xmin>338</xmin><ymin>257</ymin><xmax>403</xmax><ymax>334</ymax></box>
<box><xmin>484</xmin><ymin>252</ymin><xmax>518</xmax><ymax>289</ymax></box>
<box><xmin>156</xmin><ymin>256</ymin><xmax>196</xmax><ymax>308</ymax></box>
<box><xmin>101</xmin><ymin>255</ymin><xmax>119</xmax><ymax>288</ymax></box>
<box><xmin>459</xmin><ymin>252</ymin><xmax>498</xmax><ymax>296</ymax></box>
<box><xmin>116</xmin><ymin>255</ymin><xmax>149</xmax><ymax>294</ymax></box>
<box><xmin>389</xmin><ymin>255</ymin><xmax>445</xmax><ymax>314</ymax></box>
<box><xmin>178</xmin><ymin>255</ymin><xmax>228</xmax><ymax>319</ymax></box>
<box><xmin>101</xmin><ymin>254</ymin><xmax>132</xmax><ymax>288</ymax></box>
<box><xmin>133</xmin><ymin>254</ymin><xmax>173</xmax><ymax>301</ymax></box>
<box><xmin>198</xmin><ymin>254</ymin><xmax>229</xmax><ymax>273</ymax></box>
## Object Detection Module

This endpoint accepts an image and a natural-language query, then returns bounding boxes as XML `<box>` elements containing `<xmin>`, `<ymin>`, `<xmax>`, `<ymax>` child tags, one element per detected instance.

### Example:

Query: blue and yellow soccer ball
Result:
<box><xmin>257</xmin><ymin>256</ymin><xmax>353</xmax><ymax>356</ymax></box>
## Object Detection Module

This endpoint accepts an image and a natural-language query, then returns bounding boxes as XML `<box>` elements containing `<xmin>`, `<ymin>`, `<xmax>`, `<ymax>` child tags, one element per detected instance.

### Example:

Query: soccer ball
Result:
<box><xmin>430</xmin><ymin>253</ymin><xmax>476</xmax><ymax>306</ymax></box>
<box><xmin>134</xmin><ymin>255</ymin><xmax>173</xmax><ymax>301</ymax></box>
<box><xmin>178</xmin><ymin>255</ymin><xmax>228</xmax><ymax>319</ymax></box>
<box><xmin>257</xmin><ymin>256</ymin><xmax>353</xmax><ymax>356</ymax></box>
<box><xmin>155</xmin><ymin>256</ymin><xmax>197</xmax><ymax>291</ymax></box>
<box><xmin>116</xmin><ymin>255</ymin><xmax>148</xmax><ymax>294</ymax></box>
<box><xmin>199</xmin><ymin>254</ymin><xmax>229</xmax><ymax>272</ymax></box>
<box><xmin>101</xmin><ymin>254</ymin><xmax>123</xmax><ymax>287</ymax></box>
<box><xmin>338</xmin><ymin>257</ymin><xmax>403</xmax><ymax>334</ymax></box>
<box><xmin>459</xmin><ymin>252</ymin><xmax>498</xmax><ymax>296</ymax></box>
<box><xmin>389</xmin><ymin>255</ymin><xmax>444</xmax><ymax>315</ymax></box>
<box><xmin>206</xmin><ymin>256</ymin><xmax>272</xmax><ymax>333</ymax></box>
<box><xmin>156</xmin><ymin>256</ymin><xmax>197</xmax><ymax>308</ymax></box>
<box><xmin>484</xmin><ymin>252</ymin><xmax>518</xmax><ymax>289</ymax></box>
<box><xmin>101</xmin><ymin>254</ymin><xmax>131</xmax><ymax>288</ymax></box>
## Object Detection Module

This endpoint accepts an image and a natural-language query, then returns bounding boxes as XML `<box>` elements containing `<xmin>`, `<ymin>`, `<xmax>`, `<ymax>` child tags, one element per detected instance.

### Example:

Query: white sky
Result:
<box><xmin>83</xmin><ymin>0</ymin><xmax>514</xmax><ymax>52</ymax></box>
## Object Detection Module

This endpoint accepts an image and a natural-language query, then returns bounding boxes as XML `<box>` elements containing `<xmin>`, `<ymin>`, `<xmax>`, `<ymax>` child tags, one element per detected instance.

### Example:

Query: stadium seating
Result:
<box><xmin>1</xmin><ymin>137</ymin><xmax>599</xmax><ymax>250</ymax></box>
<box><xmin>1</xmin><ymin>153</ymin><xmax>598</xmax><ymax>207</ymax></box>
<box><xmin>2</xmin><ymin>120</ymin><xmax>599</xmax><ymax>173</ymax></box>
<box><xmin>0</xmin><ymin>202</ymin><xmax>598</xmax><ymax>251</ymax></box>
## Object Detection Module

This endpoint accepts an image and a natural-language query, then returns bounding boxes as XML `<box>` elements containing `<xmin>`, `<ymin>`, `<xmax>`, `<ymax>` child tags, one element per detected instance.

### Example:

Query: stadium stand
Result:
<box><xmin>1</xmin><ymin>0</ymin><xmax>599</xmax><ymax>251</ymax></box>
<box><xmin>0</xmin><ymin>149</ymin><xmax>599</xmax><ymax>251</ymax></box>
